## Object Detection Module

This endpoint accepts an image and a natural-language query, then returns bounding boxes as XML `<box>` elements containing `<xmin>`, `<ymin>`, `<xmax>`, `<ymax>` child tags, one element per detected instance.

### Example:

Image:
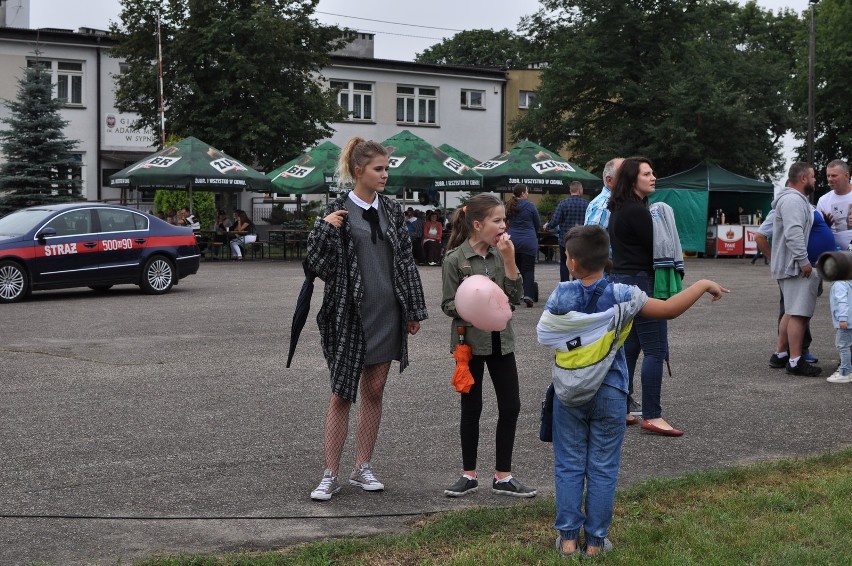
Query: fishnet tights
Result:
<box><xmin>323</xmin><ymin>362</ymin><xmax>390</xmax><ymax>474</ymax></box>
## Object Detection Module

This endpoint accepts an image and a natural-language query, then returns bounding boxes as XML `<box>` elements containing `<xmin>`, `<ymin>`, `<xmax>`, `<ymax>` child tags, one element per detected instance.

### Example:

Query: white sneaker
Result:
<box><xmin>826</xmin><ymin>371</ymin><xmax>852</xmax><ymax>384</ymax></box>
<box><xmin>349</xmin><ymin>463</ymin><xmax>385</xmax><ymax>491</ymax></box>
<box><xmin>310</xmin><ymin>469</ymin><xmax>340</xmax><ymax>501</ymax></box>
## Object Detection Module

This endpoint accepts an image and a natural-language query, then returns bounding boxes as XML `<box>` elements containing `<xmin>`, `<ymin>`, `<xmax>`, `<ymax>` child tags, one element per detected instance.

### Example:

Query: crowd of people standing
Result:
<box><xmin>763</xmin><ymin>159</ymin><xmax>852</xmax><ymax>383</ymax></box>
<box><xmin>298</xmin><ymin>134</ymin><xmax>848</xmax><ymax>558</ymax></box>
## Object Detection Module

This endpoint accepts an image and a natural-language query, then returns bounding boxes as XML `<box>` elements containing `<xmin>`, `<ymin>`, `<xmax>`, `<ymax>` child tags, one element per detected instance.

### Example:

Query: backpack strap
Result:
<box><xmin>582</xmin><ymin>279</ymin><xmax>609</xmax><ymax>314</ymax></box>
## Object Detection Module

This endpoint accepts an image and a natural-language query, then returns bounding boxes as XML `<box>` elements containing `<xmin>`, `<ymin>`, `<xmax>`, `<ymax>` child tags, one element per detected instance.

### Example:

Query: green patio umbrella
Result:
<box><xmin>268</xmin><ymin>141</ymin><xmax>340</xmax><ymax>195</ymax></box>
<box><xmin>438</xmin><ymin>143</ymin><xmax>481</xmax><ymax>168</ymax></box>
<box><xmin>474</xmin><ymin>140</ymin><xmax>599</xmax><ymax>193</ymax></box>
<box><xmin>109</xmin><ymin>136</ymin><xmax>273</xmax><ymax>204</ymax></box>
<box><xmin>431</xmin><ymin>143</ymin><xmax>482</xmax><ymax>208</ymax></box>
<box><xmin>379</xmin><ymin>130</ymin><xmax>483</xmax><ymax>195</ymax></box>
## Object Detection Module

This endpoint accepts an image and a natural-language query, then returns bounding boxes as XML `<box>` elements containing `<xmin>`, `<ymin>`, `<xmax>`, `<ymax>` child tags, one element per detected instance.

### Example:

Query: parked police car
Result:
<box><xmin>0</xmin><ymin>203</ymin><xmax>200</xmax><ymax>303</ymax></box>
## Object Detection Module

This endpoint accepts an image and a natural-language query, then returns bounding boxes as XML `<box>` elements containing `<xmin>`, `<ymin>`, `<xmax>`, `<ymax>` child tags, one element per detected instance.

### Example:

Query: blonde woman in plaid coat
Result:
<box><xmin>307</xmin><ymin>137</ymin><xmax>428</xmax><ymax>501</ymax></box>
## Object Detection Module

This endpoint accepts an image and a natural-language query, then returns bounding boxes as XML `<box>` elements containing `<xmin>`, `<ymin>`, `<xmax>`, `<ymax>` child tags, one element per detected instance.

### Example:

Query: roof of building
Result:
<box><xmin>0</xmin><ymin>27</ymin><xmax>507</xmax><ymax>81</ymax></box>
<box><xmin>331</xmin><ymin>55</ymin><xmax>507</xmax><ymax>80</ymax></box>
<box><xmin>0</xmin><ymin>25</ymin><xmax>116</xmax><ymax>46</ymax></box>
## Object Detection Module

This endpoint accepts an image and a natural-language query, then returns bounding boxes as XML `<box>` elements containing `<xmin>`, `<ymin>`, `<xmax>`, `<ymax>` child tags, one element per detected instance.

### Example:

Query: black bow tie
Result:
<box><xmin>363</xmin><ymin>207</ymin><xmax>384</xmax><ymax>244</ymax></box>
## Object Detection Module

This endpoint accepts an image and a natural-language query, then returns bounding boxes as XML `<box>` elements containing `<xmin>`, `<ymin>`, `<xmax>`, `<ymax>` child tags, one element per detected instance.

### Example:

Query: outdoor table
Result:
<box><xmin>267</xmin><ymin>230</ymin><xmax>287</xmax><ymax>259</ymax></box>
<box><xmin>284</xmin><ymin>229</ymin><xmax>309</xmax><ymax>260</ymax></box>
<box><xmin>197</xmin><ymin>230</ymin><xmax>230</xmax><ymax>261</ymax></box>
<box><xmin>538</xmin><ymin>230</ymin><xmax>560</xmax><ymax>263</ymax></box>
<box><xmin>267</xmin><ymin>229</ymin><xmax>309</xmax><ymax>260</ymax></box>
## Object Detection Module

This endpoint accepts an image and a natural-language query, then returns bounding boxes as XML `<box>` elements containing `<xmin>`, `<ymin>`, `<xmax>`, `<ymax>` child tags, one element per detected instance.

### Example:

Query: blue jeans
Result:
<box><xmin>553</xmin><ymin>384</ymin><xmax>627</xmax><ymax>547</ymax></box>
<box><xmin>836</xmin><ymin>328</ymin><xmax>852</xmax><ymax>375</ymax></box>
<box><xmin>610</xmin><ymin>272</ymin><xmax>668</xmax><ymax>419</ymax></box>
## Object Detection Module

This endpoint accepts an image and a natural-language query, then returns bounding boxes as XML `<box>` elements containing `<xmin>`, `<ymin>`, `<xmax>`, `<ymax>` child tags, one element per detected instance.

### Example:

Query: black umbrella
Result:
<box><xmin>286</xmin><ymin>258</ymin><xmax>316</xmax><ymax>368</ymax></box>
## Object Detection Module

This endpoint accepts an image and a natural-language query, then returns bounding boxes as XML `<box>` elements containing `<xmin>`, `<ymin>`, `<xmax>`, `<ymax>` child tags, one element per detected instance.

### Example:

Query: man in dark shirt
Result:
<box><xmin>544</xmin><ymin>181</ymin><xmax>588</xmax><ymax>281</ymax></box>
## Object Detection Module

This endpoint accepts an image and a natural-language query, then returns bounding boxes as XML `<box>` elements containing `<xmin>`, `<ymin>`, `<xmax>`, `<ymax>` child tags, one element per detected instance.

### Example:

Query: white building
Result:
<box><xmin>0</xmin><ymin>1</ymin><xmax>158</xmax><ymax>204</ymax></box>
<box><xmin>325</xmin><ymin>52</ymin><xmax>505</xmax><ymax>165</ymax></box>
<box><xmin>0</xmin><ymin>7</ymin><xmax>507</xmax><ymax>215</ymax></box>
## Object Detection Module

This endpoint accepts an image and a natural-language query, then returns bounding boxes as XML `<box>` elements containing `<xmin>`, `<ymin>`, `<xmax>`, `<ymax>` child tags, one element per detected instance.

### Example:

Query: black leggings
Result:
<box><xmin>459</xmin><ymin>333</ymin><xmax>521</xmax><ymax>472</ymax></box>
<box><xmin>514</xmin><ymin>252</ymin><xmax>537</xmax><ymax>300</ymax></box>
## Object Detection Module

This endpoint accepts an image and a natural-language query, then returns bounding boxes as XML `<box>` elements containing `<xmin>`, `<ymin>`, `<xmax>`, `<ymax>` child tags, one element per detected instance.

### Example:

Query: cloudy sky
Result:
<box><xmin>24</xmin><ymin>0</ymin><xmax>814</xmax><ymax>61</ymax></box>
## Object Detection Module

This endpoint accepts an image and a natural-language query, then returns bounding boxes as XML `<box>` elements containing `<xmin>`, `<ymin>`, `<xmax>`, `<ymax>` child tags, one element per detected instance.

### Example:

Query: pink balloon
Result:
<box><xmin>454</xmin><ymin>275</ymin><xmax>513</xmax><ymax>332</ymax></box>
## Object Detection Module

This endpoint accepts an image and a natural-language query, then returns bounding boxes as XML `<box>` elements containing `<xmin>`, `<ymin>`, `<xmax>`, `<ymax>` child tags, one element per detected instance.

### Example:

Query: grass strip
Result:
<box><xmin>132</xmin><ymin>447</ymin><xmax>852</xmax><ymax>565</ymax></box>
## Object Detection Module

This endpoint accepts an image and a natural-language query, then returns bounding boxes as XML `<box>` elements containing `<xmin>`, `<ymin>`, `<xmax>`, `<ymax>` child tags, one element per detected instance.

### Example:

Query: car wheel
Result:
<box><xmin>140</xmin><ymin>255</ymin><xmax>175</xmax><ymax>295</ymax></box>
<box><xmin>89</xmin><ymin>285</ymin><xmax>114</xmax><ymax>292</ymax></box>
<box><xmin>0</xmin><ymin>260</ymin><xmax>29</xmax><ymax>303</ymax></box>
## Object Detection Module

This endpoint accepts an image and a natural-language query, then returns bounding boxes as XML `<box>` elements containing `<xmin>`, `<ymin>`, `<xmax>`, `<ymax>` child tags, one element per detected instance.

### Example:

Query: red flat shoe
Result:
<box><xmin>626</xmin><ymin>415</ymin><xmax>639</xmax><ymax>426</ymax></box>
<box><xmin>641</xmin><ymin>420</ymin><xmax>683</xmax><ymax>437</ymax></box>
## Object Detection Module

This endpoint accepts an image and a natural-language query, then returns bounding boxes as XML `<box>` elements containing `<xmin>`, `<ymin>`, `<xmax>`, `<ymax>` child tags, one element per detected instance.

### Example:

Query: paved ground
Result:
<box><xmin>1</xmin><ymin>257</ymin><xmax>850</xmax><ymax>565</ymax></box>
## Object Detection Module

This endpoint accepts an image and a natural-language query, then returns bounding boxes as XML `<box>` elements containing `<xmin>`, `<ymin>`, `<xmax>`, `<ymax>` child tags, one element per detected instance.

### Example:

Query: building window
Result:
<box><xmin>65</xmin><ymin>153</ymin><xmax>83</xmax><ymax>184</ymax></box>
<box><xmin>461</xmin><ymin>89</ymin><xmax>485</xmax><ymax>109</ymax></box>
<box><xmin>519</xmin><ymin>90</ymin><xmax>536</xmax><ymax>109</ymax></box>
<box><xmin>396</xmin><ymin>85</ymin><xmax>438</xmax><ymax>125</ymax></box>
<box><xmin>330</xmin><ymin>80</ymin><xmax>373</xmax><ymax>121</ymax></box>
<box><xmin>27</xmin><ymin>59</ymin><xmax>85</xmax><ymax>106</ymax></box>
<box><xmin>57</xmin><ymin>62</ymin><xmax>83</xmax><ymax>105</ymax></box>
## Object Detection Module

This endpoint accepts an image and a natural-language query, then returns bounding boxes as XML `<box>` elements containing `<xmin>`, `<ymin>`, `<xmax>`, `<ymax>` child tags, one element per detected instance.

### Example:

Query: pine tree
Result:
<box><xmin>0</xmin><ymin>56</ymin><xmax>83</xmax><ymax>215</ymax></box>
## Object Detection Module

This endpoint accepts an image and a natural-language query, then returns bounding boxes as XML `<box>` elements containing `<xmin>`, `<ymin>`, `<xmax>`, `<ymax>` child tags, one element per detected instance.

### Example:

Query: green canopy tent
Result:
<box><xmin>379</xmin><ymin>131</ymin><xmax>483</xmax><ymax>201</ymax></box>
<box><xmin>474</xmin><ymin>140</ymin><xmax>599</xmax><ymax>193</ymax></box>
<box><xmin>109</xmin><ymin>136</ymin><xmax>272</xmax><ymax>212</ymax></box>
<box><xmin>267</xmin><ymin>141</ymin><xmax>340</xmax><ymax>195</ymax></box>
<box><xmin>649</xmin><ymin>162</ymin><xmax>774</xmax><ymax>253</ymax></box>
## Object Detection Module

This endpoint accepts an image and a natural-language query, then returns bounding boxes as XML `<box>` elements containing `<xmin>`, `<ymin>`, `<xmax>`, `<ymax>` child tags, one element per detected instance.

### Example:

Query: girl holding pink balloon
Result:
<box><xmin>440</xmin><ymin>193</ymin><xmax>537</xmax><ymax>499</ymax></box>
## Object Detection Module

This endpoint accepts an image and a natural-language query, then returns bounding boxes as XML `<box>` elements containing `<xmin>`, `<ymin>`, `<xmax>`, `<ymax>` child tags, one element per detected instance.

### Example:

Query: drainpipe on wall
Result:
<box><xmin>96</xmin><ymin>37</ymin><xmax>102</xmax><ymax>202</ymax></box>
<box><xmin>500</xmin><ymin>72</ymin><xmax>506</xmax><ymax>152</ymax></box>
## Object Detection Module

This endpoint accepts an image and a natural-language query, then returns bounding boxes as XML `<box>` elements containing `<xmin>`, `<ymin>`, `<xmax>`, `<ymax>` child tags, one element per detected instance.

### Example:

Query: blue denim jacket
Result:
<box><xmin>543</xmin><ymin>278</ymin><xmax>647</xmax><ymax>394</ymax></box>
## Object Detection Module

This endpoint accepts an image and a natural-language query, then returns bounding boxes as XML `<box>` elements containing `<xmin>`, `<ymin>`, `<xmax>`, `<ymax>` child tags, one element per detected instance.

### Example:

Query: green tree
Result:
<box><xmin>0</xmin><ymin>59</ymin><xmax>82</xmax><ymax>215</ymax></box>
<box><xmin>535</xmin><ymin>193</ymin><xmax>565</xmax><ymax>219</ymax></box>
<box><xmin>514</xmin><ymin>0</ymin><xmax>799</xmax><ymax>179</ymax></box>
<box><xmin>415</xmin><ymin>29</ymin><xmax>540</xmax><ymax>67</ymax></box>
<box><xmin>153</xmin><ymin>190</ymin><xmax>215</xmax><ymax>230</ymax></box>
<box><xmin>110</xmin><ymin>0</ymin><xmax>347</xmax><ymax>172</ymax></box>
<box><xmin>789</xmin><ymin>0</ymin><xmax>852</xmax><ymax>179</ymax></box>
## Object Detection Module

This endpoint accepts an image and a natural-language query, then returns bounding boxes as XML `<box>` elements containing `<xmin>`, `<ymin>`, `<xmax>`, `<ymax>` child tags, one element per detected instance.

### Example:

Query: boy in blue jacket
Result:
<box><xmin>538</xmin><ymin>225</ymin><xmax>727</xmax><ymax>557</ymax></box>
<box><xmin>828</xmin><ymin>280</ymin><xmax>852</xmax><ymax>383</ymax></box>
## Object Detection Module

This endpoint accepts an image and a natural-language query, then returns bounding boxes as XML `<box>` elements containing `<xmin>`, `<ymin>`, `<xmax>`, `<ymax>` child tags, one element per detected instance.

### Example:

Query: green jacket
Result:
<box><xmin>441</xmin><ymin>239</ymin><xmax>523</xmax><ymax>355</ymax></box>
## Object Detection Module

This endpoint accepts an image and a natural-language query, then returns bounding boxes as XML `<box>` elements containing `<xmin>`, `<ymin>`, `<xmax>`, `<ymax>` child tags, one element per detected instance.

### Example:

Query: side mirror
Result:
<box><xmin>36</xmin><ymin>227</ymin><xmax>57</xmax><ymax>243</ymax></box>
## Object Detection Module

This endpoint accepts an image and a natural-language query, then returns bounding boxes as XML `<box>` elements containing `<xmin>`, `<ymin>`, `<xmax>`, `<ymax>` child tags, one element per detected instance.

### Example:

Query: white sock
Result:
<box><xmin>789</xmin><ymin>356</ymin><xmax>801</xmax><ymax>366</ymax></box>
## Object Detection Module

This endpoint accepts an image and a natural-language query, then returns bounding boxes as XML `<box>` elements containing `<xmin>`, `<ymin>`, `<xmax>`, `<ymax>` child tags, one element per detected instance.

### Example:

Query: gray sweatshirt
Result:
<box><xmin>770</xmin><ymin>186</ymin><xmax>813</xmax><ymax>280</ymax></box>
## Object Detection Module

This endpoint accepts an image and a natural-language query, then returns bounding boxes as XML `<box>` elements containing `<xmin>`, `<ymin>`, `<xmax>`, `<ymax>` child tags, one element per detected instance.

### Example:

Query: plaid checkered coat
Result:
<box><xmin>307</xmin><ymin>193</ymin><xmax>428</xmax><ymax>402</ymax></box>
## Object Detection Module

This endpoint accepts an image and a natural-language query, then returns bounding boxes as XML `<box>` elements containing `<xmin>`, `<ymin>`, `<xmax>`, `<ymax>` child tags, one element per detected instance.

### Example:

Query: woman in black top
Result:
<box><xmin>607</xmin><ymin>157</ymin><xmax>682</xmax><ymax>437</ymax></box>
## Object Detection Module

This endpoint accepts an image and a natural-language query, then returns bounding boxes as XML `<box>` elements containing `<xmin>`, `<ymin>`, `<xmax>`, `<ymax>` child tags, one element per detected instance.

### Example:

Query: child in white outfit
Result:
<box><xmin>828</xmin><ymin>280</ymin><xmax>852</xmax><ymax>384</ymax></box>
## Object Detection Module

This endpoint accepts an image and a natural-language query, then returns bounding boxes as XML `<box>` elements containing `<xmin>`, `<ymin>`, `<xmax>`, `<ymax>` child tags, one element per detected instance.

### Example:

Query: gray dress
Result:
<box><xmin>345</xmin><ymin>199</ymin><xmax>402</xmax><ymax>364</ymax></box>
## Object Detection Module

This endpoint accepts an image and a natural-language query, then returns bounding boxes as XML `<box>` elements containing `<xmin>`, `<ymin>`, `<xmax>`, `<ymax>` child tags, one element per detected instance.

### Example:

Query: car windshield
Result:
<box><xmin>0</xmin><ymin>209</ymin><xmax>55</xmax><ymax>236</ymax></box>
